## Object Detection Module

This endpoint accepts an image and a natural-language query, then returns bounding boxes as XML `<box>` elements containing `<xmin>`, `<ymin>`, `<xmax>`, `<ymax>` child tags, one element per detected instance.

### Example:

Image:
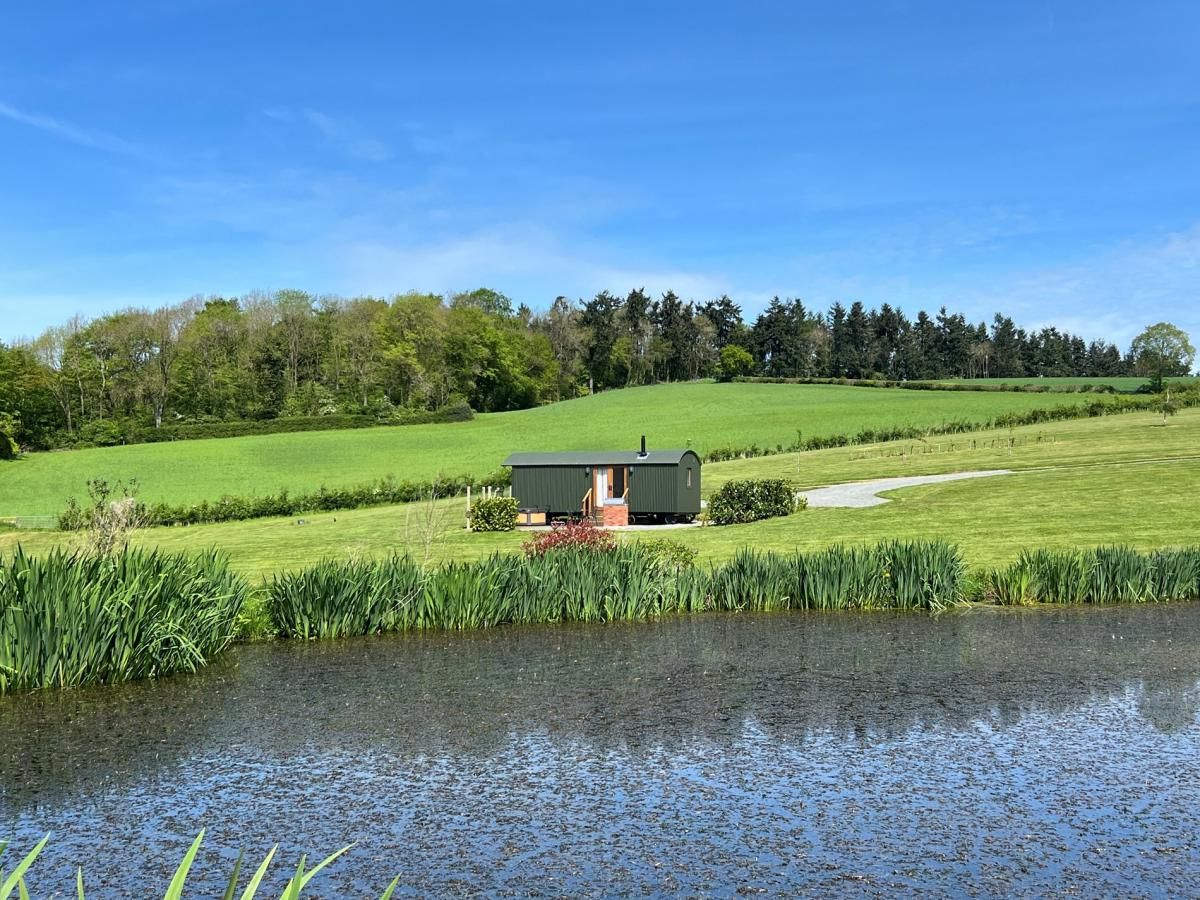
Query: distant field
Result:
<box><xmin>942</xmin><ymin>375</ymin><xmax>1198</xmax><ymax>391</ymax></box>
<box><xmin>5</xmin><ymin>405</ymin><xmax>1195</xmax><ymax>577</ymax></box>
<box><xmin>0</xmin><ymin>381</ymin><xmax>1096</xmax><ymax>517</ymax></box>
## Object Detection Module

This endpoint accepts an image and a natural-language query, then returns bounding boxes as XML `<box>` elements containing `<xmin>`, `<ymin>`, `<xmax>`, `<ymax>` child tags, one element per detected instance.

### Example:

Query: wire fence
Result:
<box><xmin>0</xmin><ymin>516</ymin><xmax>59</xmax><ymax>531</ymax></box>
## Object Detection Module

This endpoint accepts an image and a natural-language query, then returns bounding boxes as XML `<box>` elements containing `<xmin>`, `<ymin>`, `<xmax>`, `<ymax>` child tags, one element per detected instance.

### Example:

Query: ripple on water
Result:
<box><xmin>3</xmin><ymin>605</ymin><xmax>1200</xmax><ymax>896</ymax></box>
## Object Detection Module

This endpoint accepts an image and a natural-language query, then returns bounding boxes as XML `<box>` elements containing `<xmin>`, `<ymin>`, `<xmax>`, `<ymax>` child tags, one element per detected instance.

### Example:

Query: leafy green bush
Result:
<box><xmin>0</xmin><ymin>547</ymin><xmax>246</xmax><ymax>693</ymax></box>
<box><xmin>637</xmin><ymin>537</ymin><xmax>699</xmax><ymax>571</ymax></box>
<box><xmin>470</xmin><ymin>496</ymin><xmax>518</xmax><ymax>531</ymax></box>
<box><xmin>707</xmin><ymin>478</ymin><xmax>796</xmax><ymax>525</ymax></box>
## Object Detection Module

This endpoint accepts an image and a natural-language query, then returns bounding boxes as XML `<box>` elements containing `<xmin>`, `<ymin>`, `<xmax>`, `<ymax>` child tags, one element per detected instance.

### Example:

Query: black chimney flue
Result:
<box><xmin>639</xmin><ymin>435</ymin><xmax>647</xmax><ymax>457</ymax></box>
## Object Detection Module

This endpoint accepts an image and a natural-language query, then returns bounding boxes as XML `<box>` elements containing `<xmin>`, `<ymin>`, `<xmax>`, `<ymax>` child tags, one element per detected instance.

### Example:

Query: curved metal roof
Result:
<box><xmin>503</xmin><ymin>449</ymin><xmax>699</xmax><ymax>467</ymax></box>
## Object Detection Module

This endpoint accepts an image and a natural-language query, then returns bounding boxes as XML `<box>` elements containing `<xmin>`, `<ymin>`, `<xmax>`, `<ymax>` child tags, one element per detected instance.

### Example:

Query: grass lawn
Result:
<box><xmin>942</xmin><ymin>375</ymin><xmax>1199</xmax><ymax>391</ymax></box>
<box><xmin>6</xmin><ymin>407</ymin><xmax>1196</xmax><ymax>579</ymax></box>
<box><xmin>0</xmin><ymin>381</ymin><xmax>1097</xmax><ymax>517</ymax></box>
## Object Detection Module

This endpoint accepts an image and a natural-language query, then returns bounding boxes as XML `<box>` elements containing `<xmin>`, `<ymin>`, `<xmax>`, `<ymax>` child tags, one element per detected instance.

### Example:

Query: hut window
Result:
<box><xmin>686</xmin><ymin>468</ymin><xmax>693</xmax><ymax>488</ymax></box>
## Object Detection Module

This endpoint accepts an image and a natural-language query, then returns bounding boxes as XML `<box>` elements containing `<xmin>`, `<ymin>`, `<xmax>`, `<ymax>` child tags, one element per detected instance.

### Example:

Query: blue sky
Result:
<box><xmin>2</xmin><ymin>0</ymin><xmax>1198</xmax><ymax>346</ymax></box>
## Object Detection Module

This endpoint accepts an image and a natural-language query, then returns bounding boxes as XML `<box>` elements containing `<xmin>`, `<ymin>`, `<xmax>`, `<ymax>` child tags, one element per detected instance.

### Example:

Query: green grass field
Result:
<box><xmin>0</xmin><ymin>381</ymin><xmax>1097</xmax><ymax>517</ymax></box>
<box><xmin>942</xmin><ymin>375</ymin><xmax>1199</xmax><ymax>390</ymax></box>
<box><xmin>5</xmin><ymin>405</ymin><xmax>1195</xmax><ymax>579</ymax></box>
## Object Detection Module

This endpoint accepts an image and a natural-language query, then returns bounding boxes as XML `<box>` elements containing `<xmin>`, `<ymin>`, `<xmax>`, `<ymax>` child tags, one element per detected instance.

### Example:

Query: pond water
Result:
<box><xmin>3</xmin><ymin>605</ymin><xmax>1200</xmax><ymax>897</ymax></box>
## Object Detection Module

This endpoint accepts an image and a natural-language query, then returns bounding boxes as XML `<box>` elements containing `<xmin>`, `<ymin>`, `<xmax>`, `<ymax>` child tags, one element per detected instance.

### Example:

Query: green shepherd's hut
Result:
<box><xmin>503</xmin><ymin>436</ymin><xmax>701</xmax><ymax>526</ymax></box>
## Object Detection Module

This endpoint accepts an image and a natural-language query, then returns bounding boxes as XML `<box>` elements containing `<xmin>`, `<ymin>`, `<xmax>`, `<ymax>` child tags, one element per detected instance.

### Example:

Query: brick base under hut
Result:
<box><xmin>600</xmin><ymin>504</ymin><xmax>629</xmax><ymax>527</ymax></box>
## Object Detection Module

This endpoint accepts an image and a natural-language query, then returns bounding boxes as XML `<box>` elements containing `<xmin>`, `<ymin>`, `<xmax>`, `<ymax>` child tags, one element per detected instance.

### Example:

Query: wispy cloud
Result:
<box><xmin>0</xmin><ymin>99</ymin><xmax>145</xmax><ymax>157</ymax></box>
<box><xmin>265</xmin><ymin>106</ymin><xmax>390</xmax><ymax>162</ymax></box>
<box><xmin>956</xmin><ymin>224</ymin><xmax>1200</xmax><ymax>346</ymax></box>
<box><xmin>334</xmin><ymin>225</ymin><xmax>735</xmax><ymax>304</ymax></box>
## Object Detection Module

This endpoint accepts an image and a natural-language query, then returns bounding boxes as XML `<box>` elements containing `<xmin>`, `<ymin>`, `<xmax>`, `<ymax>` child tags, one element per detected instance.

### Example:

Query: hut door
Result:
<box><xmin>594</xmin><ymin>467</ymin><xmax>608</xmax><ymax>506</ymax></box>
<box><xmin>609</xmin><ymin>465</ymin><xmax>627</xmax><ymax>503</ymax></box>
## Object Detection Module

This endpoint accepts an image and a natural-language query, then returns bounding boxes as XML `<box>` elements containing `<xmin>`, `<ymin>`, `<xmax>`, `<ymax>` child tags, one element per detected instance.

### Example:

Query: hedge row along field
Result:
<box><xmin>51</xmin><ymin>401</ymin><xmax>476</xmax><ymax>450</ymax></box>
<box><xmin>733</xmin><ymin>375</ymin><xmax>1124</xmax><ymax>393</ymax></box>
<box><xmin>0</xmin><ymin>548</ymin><xmax>245</xmax><ymax>693</ymax></box>
<box><xmin>59</xmin><ymin>471</ymin><xmax>512</xmax><ymax>530</ymax></box>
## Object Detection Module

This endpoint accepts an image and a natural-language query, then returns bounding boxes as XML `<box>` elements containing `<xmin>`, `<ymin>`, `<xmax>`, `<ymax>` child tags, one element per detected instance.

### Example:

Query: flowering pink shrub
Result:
<box><xmin>523</xmin><ymin>520</ymin><xmax>617</xmax><ymax>557</ymax></box>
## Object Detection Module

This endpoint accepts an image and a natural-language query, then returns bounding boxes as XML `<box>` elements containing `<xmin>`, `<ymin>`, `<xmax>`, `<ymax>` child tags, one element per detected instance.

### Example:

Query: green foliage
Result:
<box><xmin>708</xmin><ymin>478</ymin><xmax>796</xmax><ymax>525</ymax></box>
<box><xmin>469</xmin><ymin>496</ymin><xmax>518</xmax><ymax>531</ymax></box>
<box><xmin>708</xmin><ymin>540</ymin><xmax>964</xmax><ymax>611</ymax></box>
<box><xmin>0</xmin><ymin>547</ymin><xmax>246</xmax><ymax>693</ymax></box>
<box><xmin>0</xmin><ymin>412</ymin><xmax>20</xmax><ymax>459</ymax></box>
<box><xmin>986</xmin><ymin>546</ymin><xmax>1200</xmax><ymax>605</ymax></box>
<box><xmin>718</xmin><ymin>344</ymin><xmax>756</xmax><ymax>379</ymax></box>
<box><xmin>637</xmin><ymin>537</ymin><xmax>699</xmax><ymax>571</ymax></box>
<box><xmin>0</xmin><ymin>831</ymin><xmax>400</xmax><ymax>899</ymax></box>
<box><xmin>1131</xmin><ymin>322</ymin><xmax>1196</xmax><ymax>390</ymax></box>
<box><xmin>6</xmin><ymin>281</ymin><xmax>1164</xmax><ymax>456</ymax></box>
<box><xmin>266</xmin><ymin>540</ymin><xmax>967</xmax><ymax>637</ymax></box>
<box><xmin>269</xmin><ymin>555</ymin><xmax>425</xmax><ymax>639</ymax></box>
<box><xmin>57</xmin><ymin>478</ymin><xmax>146</xmax><ymax>554</ymax></box>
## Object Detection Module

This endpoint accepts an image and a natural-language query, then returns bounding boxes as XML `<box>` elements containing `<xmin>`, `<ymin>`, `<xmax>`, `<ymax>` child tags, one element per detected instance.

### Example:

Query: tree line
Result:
<box><xmin>0</xmin><ymin>286</ymin><xmax>1191</xmax><ymax>450</ymax></box>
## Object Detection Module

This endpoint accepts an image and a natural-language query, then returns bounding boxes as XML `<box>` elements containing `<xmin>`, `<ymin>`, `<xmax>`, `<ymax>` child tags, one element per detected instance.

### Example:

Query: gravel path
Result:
<box><xmin>801</xmin><ymin>470</ymin><xmax>1012</xmax><ymax>508</ymax></box>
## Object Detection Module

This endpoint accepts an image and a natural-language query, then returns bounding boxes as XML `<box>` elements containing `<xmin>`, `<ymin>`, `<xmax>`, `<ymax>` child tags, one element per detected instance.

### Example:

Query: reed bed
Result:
<box><xmin>267</xmin><ymin>540</ymin><xmax>968</xmax><ymax>638</ymax></box>
<box><xmin>986</xmin><ymin>546</ymin><xmax>1200</xmax><ymax>605</ymax></box>
<box><xmin>0</xmin><ymin>547</ymin><xmax>246</xmax><ymax>693</ymax></box>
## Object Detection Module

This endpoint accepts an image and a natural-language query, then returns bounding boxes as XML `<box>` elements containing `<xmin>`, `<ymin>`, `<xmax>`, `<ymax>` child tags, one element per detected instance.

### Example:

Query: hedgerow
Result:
<box><xmin>53</xmin><ymin>402</ymin><xmax>475</xmax><ymax>449</ymax></box>
<box><xmin>733</xmin><ymin>376</ymin><xmax>1118</xmax><ymax>393</ymax></box>
<box><xmin>58</xmin><ymin>469</ymin><xmax>512</xmax><ymax>530</ymax></box>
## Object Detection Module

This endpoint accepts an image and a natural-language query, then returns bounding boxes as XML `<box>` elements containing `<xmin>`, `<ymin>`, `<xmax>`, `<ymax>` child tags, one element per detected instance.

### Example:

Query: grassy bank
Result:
<box><xmin>0</xmin><ymin>382</ymin><xmax>1097</xmax><ymax>517</ymax></box>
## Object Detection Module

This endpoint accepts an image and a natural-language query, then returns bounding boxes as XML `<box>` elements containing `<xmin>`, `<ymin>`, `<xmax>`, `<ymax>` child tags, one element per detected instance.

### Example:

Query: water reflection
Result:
<box><xmin>3</xmin><ymin>604</ymin><xmax>1200</xmax><ymax>895</ymax></box>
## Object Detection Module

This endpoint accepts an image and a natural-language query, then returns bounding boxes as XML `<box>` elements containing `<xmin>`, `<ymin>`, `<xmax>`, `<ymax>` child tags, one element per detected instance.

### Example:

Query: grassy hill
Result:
<box><xmin>0</xmin><ymin>381</ymin><xmax>1096</xmax><ymax>518</ymax></box>
<box><xmin>5</xmin><ymin>405</ymin><xmax>1195</xmax><ymax>577</ymax></box>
